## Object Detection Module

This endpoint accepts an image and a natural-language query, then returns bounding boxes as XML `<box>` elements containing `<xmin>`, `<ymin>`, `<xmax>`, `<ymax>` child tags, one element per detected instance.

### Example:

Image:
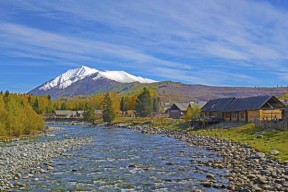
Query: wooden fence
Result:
<box><xmin>254</xmin><ymin>119</ymin><xmax>288</xmax><ymax>131</ymax></box>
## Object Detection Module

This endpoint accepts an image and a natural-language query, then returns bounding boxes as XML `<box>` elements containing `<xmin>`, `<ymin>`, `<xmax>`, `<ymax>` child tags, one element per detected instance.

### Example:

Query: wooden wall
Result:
<box><xmin>259</xmin><ymin>109</ymin><xmax>282</xmax><ymax>120</ymax></box>
<box><xmin>247</xmin><ymin>110</ymin><xmax>260</xmax><ymax>122</ymax></box>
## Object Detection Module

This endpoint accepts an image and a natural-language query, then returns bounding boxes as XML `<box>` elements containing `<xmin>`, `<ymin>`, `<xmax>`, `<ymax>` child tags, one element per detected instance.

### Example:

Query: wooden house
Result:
<box><xmin>55</xmin><ymin>110</ymin><xmax>73</xmax><ymax>118</ymax></box>
<box><xmin>169</xmin><ymin>102</ymin><xmax>206</xmax><ymax>119</ymax></box>
<box><xmin>201</xmin><ymin>98</ymin><xmax>235</xmax><ymax>120</ymax></box>
<box><xmin>169</xmin><ymin>103</ymin><xmax>190</xmax><ymax>119</ymax></box>
<box><xmin>202</xmin><ymin>96</ymin><xmax>285</xmax><ymax>123</ymax></box>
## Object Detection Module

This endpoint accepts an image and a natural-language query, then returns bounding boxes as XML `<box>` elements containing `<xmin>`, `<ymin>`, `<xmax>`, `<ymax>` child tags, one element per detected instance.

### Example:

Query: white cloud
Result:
<box><xmin>0</xmin><ymin>0</ymin><xmax>288</xmax><ymax>86</ymax></box>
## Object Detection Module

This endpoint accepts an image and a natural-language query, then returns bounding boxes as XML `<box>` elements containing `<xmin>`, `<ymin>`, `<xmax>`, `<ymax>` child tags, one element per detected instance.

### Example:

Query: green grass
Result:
<box><xmin>151</xmin><ymin>118</ymin><xmax>187</xmax><ymax>130</ymax></box>
<box><xmin>112</xmin><ymin>116</ymin><xmax>187</xmax><ymax>130</ymax></box>
<box><xmin>190</xmin><ymin>123</ymin><xmax>288</xmax><ymax>161</ymax></box>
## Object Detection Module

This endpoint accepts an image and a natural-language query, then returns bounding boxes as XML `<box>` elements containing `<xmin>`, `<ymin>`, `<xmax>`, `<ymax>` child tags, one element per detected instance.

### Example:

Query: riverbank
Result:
<box><xmin>0</xmin><ymin>132</ymin><xmax>92</xmax><ymax>191</ymax></box>
<box><xmin>111</xmin><ymin>123</ymin><xmax>288</xmax><ymax>191</ymax></box>
<box><xmin>16</xmin><ymin>118</ymin><xmax>288</xmax><ymax>191</ymax></box>
<box><xmin>192</xmin><ymin>123</ymin><xmax>288</xmax><ymax>161</ymax></box>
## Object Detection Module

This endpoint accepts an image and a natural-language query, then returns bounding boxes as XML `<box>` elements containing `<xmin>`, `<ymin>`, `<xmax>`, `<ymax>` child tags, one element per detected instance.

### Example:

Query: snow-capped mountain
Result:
<box><xmin>39</xmin><ymin>66</ymin><xmax>99</xmax><ymax>91</ymax></box>
<box><xmin>38</xmin><ymin>66</ymin><xmax>156</xmax><ymax>91</ymax></box>
<box><xmin>93</xmin><ymin>70</ymin><xmax>156</xmax><ymax>84</ymax></box>
<box><xmin>29</xmin><ymin>65</ymin><xmax>157</xmax><ymax>99</ymax></box>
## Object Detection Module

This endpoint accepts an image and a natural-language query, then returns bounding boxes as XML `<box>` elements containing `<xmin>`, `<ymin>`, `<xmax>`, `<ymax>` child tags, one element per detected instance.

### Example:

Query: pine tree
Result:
<box><xmin>102</xmin><ymin>93</ymin><xmax>115</xmax><ymax>123</ymax></box>
<box><xmin>135</xmin><ymin>88</ymin><xmax>152</xmax><ymax>117</ymax></box>
<box><xmin>83</xmin><ymin>106</ymin><xmax>95</xmax><ymax>123</ymax></box>
<box><xmin>33</xmin><ymin>98</ymin><xmax>40</xmax><ymax>114</ymax></box>
<box><xmin>153</xmin><ymin>97</ymin><xmax>161</xmax><ymax>113</ymax></box>
<box><xmin>120</xmin><ymin>97</ymin><xmax>128</xmax><ymax>116</ymax></box>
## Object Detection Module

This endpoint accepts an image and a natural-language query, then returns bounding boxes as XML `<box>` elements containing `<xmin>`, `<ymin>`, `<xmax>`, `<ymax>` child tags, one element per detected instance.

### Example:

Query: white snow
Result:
<box><xmin>39</xmin><ymin>66</ymin><xmax>98</xmax><ymax>91</ymax></box>
<box><xmin>39</xmin><ymin>65</ymin><xmax>156</xmax><ymax>91</ymax></box>
<box><xmin>99</xmin><ymin>71</ymin><xmax>156</xmax><ymax>84</ymax></box>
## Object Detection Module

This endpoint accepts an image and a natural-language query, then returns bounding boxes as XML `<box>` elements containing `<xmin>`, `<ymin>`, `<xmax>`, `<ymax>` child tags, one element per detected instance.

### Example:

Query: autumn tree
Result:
<box><xmin>102</xmin><ymin>93</ymin><xmax>115</xmax><ymax>123</ymax></box>
<box><xmin>135</xmin><ymin>88</ymin><xmax>153</xmax><ymax>117</ymax></box>
<box><xmin>185</xmin><ymin>105</ymin><xmax>201</xmax><ymax>121</ymax></box>
<box><xmin>0</xmin><ymin>95</ymin><xmax>7</xmax><ymax>135</ymax></box>
<box><xmin>0</xmin><ymin>93</ymin><xmax>45</xmax><ymax>137</ymax></box>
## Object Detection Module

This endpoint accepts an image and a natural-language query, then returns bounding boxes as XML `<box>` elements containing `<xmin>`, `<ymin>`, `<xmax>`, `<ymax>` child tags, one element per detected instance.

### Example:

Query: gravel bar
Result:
<box><xmin>0</xmin><ymin>137</ymin><xmax>92</xmax><ymax>191</ymax></box>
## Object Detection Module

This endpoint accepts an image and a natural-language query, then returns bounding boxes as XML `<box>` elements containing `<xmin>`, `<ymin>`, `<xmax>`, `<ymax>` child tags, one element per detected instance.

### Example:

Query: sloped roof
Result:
<box><xmin>202</xmin><ymin>95</ymin><xmax>285</xmax><ymax>112</ymax></box>
<box><xmin>190</xmin><ymin>101</ymin><xmax>207</xmax><ymax>108</ymax></box>
<box><xmin>170</xmin><ymin>103</ymin><xmax>190</xmax><ymax>111</ymax></box>
<box><xmin>201</xmin><ymin>97</ymin><xmax>234</xmax><ymax>112</ymax></box>
<box><xmin>223</xmin><ymin>95</ymin><xmax>270</xmax><ymax>112</ymax></box>
<box><xmin>55</xmin><ymin>110</ymin><xmax>73</xmax><ymax>116</ymax></box>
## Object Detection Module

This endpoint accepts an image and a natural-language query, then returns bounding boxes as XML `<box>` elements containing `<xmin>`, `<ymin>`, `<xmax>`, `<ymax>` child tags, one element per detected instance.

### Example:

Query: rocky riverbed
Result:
<box><xmin>0</xmin><ymin>136</ymin><xmax>92</xmax><ymax>191</ymax></box>
<box><xmin>114</xmin><ymin>123</ymin><xmax>288</xmax><ymax>191</ymax></box>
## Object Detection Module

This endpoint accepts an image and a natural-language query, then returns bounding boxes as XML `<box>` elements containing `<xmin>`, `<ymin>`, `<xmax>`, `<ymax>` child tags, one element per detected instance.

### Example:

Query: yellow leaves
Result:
<box><xmin>0</xmin><ymin>93</ymin><xmax>45</xmax><ymax>137</ymax></box>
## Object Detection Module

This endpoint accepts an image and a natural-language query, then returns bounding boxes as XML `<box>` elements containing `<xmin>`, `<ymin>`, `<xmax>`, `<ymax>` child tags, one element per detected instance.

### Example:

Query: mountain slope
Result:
<box><xmin>39</xmin><ymin>66</ymin><xmax>98</xmax><ymax>91</ymax></box>
<box><xmin>29</xmin><ymin>66</ymin><xmax>288</xmax><ymax>101</ymax></box>
<box><xmin>29</xmin><ymin>66</ymin><xmax>157</xmax><ymax>99</ymax></box>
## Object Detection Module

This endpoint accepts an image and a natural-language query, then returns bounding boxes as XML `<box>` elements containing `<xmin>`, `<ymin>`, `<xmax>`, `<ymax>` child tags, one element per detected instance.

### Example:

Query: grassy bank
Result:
<box><xmin>190</xmin><ymin>123</ymin><xmax>288</xmax><ymax>161</ymax></box>
<box><xmin>111</xmin><ymin>117</ymin><xmax>188</xmax><ymax>130</ymax></box>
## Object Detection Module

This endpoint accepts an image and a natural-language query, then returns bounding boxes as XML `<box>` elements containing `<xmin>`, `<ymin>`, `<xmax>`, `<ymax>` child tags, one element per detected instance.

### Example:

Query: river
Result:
<box><xmin>14</xmin><ymin>125</ymin><xmax>228</xmax><ymax>191</ymax></box>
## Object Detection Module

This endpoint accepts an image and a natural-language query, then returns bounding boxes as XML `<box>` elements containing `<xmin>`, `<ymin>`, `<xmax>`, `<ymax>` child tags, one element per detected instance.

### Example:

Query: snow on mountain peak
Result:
<box><xmin>39</xmin><ymin>66</ymin><xmax>98</xmax><ymax>91</ymax></box>
<box><xmin>38</xmin><ymin>66</ymin><xmax>156</xmax><ymax>91</ymax></box>
<box><xmin>99</xmin><ymin>71</ymin><xmax>156</xmax><ymax>84</ymax></box>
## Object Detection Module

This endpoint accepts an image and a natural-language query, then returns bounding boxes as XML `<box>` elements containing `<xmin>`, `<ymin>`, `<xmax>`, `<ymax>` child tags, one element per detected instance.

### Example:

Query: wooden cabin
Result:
<box><xmin>169</xmin><ymin>102</ymin><xmax>206</xmax><ymax>119</ymax></box>
<box><xmin>55</xmin><ymin>110</ymin><xmax>73</xmax><ymax>118</ymax></box>
<box><xmin>202</xmin><ymin>96</ymin><xmax>285</xmax><ymax>123</ymax></box>
<box><xmin>201</xmin><ymin>98</ymin><xmax>235</xmax><ymax>120</ymax></box>
<box><xmin>169</xmin><ymin>103</ymin><xmax>190</xmax><ymax>119</ymax></box>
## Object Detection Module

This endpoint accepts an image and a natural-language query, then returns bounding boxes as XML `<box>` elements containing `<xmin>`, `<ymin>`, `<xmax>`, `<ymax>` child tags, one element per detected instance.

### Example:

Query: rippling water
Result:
<box><xmin>17</xmin><ymin>125</ymin><xmax>228</xmax><ymax>191</ymax></box>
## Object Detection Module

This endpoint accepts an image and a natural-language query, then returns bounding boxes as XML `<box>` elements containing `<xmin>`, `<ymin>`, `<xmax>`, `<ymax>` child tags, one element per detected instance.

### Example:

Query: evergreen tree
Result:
<box><xmin>33</xmin><ymin>98</ymin><xmax>40</xmax><ymax>114</ymax></box>
<box><xmin>153</xmin><ymin>97</ymin><xmax>161</xmax><ymax>113</ymax></box>
<box><xmin>60</xmin><ymin>102</ymin><xmax>67</xmax><ymax>110</ymax></box>
<box><xmin>135</xmin><ymin>88</ymin><xmax>152</xmax><ymax>117</ymax></box>
<box><xmin>120</xmin><ymin>96</ymin><xmax>128</xmax><ymax>116</ymax></box>
<box><xmin>102</xmin><ymin>93</ymin><xmax>115</xmax><ymax>123</ymax></box>
<box><xmin>120</xmin><ymin>97</ymin><xmax>126</xmax><ymax>112</ymax></box>
<box><xmin>83</xmin><ymin>106</ymin><xmax>95</xmax><ymax>123</ymax></box>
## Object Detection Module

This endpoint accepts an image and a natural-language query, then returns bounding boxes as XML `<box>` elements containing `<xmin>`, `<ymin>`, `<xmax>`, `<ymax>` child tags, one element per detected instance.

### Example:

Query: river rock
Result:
<box><xmin>255</xmin><ymin>152</ymin><xmax>265</xmax><ymax>159</ymax></box>
<box><xmin>206</xmin><ymin>173</ymin><xmax>215</xmax><ymax>180</ymax></box>
<box><xmin>200</xmin><ymin>181</ymin><xmax>212</xmax><ymax>187</ymax></box>
<box><xmin>270</xmin><ymin>150</ymin><xmax>279</xmax><ymax>155</ymax></box>
<box><xmin>0</xmin><ymin>137</ymin><xmax>92</xmax><ymax>191</ymax></box>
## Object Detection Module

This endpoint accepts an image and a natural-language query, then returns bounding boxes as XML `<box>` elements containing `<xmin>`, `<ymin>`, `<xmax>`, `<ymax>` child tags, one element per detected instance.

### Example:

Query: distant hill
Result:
<box><xmin>29</xmin><ymin>66</ymin><xmax>288</xmax><ymax>101</ymax></box>
<box><xmin>155</xmin><ymin>82</ymin><xmax>288</xmax><ymax>103</ymax></box>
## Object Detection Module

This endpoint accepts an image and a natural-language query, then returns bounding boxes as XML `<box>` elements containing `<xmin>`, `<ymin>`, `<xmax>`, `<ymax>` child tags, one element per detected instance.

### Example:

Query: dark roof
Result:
<box><xmin>190</xmin><ymin>101</ymin><xmax>207</xmax><ymax>108</ymax></box>
<box><xmin>202</xmin><ymin>95</ymin><xmax>285</xmax><ymax>112</ymax></box>
<box><xmin>201</xmin><ymin>97</ymin><xmax>234</xmax><ymax>112</ymax></box>
<box><xmin>223</xmin><ymin>95</ymin><xmax>269</xmax><ymax>112</ymax></box>
<box><xmin>170</xmin><ymin>103</ymin><xmax>190</xmax><ymax>111</ymax></box>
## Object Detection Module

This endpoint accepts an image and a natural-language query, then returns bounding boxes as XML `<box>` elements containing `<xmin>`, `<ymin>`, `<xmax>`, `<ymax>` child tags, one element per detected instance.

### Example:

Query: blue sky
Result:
<box><xmin>1</xmin><ymin>0</ymin><xmax>288</xmax><ymax>93</ymax></box>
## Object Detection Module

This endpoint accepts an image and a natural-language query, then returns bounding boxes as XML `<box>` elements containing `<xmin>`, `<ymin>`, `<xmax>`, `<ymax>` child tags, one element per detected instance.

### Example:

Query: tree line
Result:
<box><xmin>54</xmin><ymin>88</ymin><xmax>161</xmax><ymax>123</ymax></box>
<box><xmin>0</xmin><ymin>91</ymin><xmax>47</xmax><ymax>137</ymax></box>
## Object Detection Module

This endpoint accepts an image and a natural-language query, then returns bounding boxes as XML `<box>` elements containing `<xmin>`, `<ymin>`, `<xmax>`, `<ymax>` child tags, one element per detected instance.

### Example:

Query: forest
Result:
<box><xmin>0</xmin><ymin>92</ymin><xmax>52</xmax><ymax>137</ymax></box>
<box><xmin>0</xmin><ymin>88</ymin><xmax>161</xmax><ymax>137</ymax></box>
<box><xmin>53</xmin><ymin>88</ymin><xmax>161</xmax><ymax>117</ymax></box>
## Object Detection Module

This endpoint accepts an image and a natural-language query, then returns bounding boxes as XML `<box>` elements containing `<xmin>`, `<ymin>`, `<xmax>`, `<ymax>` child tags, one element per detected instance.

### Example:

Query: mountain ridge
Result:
<box><xmin>29</xmin><ymin>66</ymin><xmax>288</xmax><ymax>101</ymax></box>
<box><xmin>37</xmin><ymin>66</ymin><xmax>156</xmax><ymax>92</ymax></box>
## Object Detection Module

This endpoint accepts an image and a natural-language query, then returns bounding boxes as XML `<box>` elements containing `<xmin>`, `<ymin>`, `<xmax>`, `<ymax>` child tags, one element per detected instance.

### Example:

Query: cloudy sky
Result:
<box><xmin>1</xmin><ymin>0</ymin><xmax>288</xmax><ymax>92</ymax></box>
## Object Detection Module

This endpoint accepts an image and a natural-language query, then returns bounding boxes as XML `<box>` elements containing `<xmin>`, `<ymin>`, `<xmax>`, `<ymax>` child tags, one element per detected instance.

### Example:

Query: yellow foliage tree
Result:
<box><xmin>185</xmin><ymin>105</ymin><xmax>201</xmax><ymax>121</ymax></box>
